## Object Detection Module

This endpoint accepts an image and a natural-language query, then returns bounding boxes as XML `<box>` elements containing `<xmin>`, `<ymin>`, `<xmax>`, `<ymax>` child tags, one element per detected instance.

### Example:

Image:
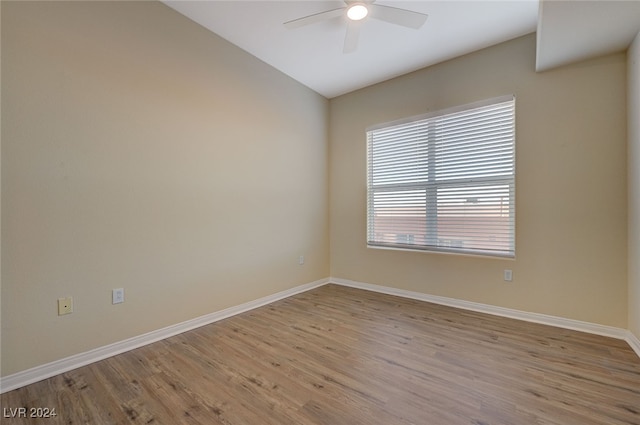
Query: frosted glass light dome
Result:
<box><xmin>347</xmin><ymin>4</ymin><xmax>368</xmax><ymax>21</ymax></box>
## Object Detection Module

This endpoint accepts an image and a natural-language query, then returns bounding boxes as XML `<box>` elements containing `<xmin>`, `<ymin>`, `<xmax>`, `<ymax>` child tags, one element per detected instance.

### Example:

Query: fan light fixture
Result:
<box><xmin>283</xmin><ymin>1</ymin><xmax>428</xmax><ymax>54</ymax></box>
<box><xmin>347</xmin><ymin>3</ymin><xmax>368</xmax><ymax>21</ymax></box>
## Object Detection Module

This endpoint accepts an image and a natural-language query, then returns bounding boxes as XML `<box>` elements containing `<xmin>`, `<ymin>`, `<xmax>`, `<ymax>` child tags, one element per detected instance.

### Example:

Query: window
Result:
<box><xmin>366</xmin><ymin>95</ymin><xmax>515</xmax><ymax>258</ymax></box>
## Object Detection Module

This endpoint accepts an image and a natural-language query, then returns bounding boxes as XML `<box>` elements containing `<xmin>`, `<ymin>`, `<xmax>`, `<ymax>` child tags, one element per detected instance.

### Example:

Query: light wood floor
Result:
<box><xmin>2</xmin><ymin>284</ymin><xmax>640</xmax><ymax>424</ymax></box>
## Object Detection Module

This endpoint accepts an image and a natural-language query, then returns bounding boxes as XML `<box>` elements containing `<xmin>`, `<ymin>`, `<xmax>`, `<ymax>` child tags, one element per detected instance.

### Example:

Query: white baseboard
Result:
<box><xmin>3</xmin><ymin>276</ymin><xmax>638</xmax><ymax>394</ymax></box>
<box><xmin>626</xmin><ymin>331</ymin><xmax>640</xmax><ymax>358</ymax></box>
<box><xmin>0</xmin><ymin>278</ymin><xmax>329</xmax><ymax>394</ymax></box>
<box><xmin>330</xmin><ymin>277</ymin><xmax>633</xmax><ymax>343</ymax></box>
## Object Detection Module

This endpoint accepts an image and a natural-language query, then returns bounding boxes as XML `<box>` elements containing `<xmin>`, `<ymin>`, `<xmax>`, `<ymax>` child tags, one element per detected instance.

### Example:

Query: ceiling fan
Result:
<box><xmin>283</xmin><ymin>1</ymin><xmax>428</xmax><ymax>54</ymax></box>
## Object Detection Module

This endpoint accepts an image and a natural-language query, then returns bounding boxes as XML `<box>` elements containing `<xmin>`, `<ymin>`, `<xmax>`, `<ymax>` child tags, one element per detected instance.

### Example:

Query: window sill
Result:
<box><xmin>366</xmin><ymin>243</ymin><xmax>515</xmax><ymax>260</ymax></box>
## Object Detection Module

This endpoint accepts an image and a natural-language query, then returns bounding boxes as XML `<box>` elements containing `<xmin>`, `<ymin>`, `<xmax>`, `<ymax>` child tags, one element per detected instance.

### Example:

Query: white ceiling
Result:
<box><xmin>163</xmin><ymin>0</ymin><xmax>640</xmax><ymax>99</ymax></box>
<box><xmin>537</xmin><ymin>0</ymin><xmax>640</xmax><ymax>71</ymax></box>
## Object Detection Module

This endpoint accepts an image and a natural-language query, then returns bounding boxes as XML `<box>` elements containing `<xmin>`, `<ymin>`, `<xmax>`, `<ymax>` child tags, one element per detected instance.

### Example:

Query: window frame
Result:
<box><xmin>366</xmin><ymin>95</ymin><xmax>516</xmax><ymax>258</ymax></box>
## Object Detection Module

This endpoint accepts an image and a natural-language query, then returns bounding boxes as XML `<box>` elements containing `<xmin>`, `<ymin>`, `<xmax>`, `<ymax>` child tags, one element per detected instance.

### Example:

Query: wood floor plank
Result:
<box><xmin>2</xmin><ymin>284</ymin><xmax>639</xmax><ymax>424</ymax></box>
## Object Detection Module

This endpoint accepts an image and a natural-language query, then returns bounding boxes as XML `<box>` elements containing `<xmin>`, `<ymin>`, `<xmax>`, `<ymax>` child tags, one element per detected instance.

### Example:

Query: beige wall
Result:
<box><xmin>1</xmin><ymin>2</ymin><xmax>634</xmax><ymax>379</ymax></box>
<box><xmin>629</xmin><ymin>32</ymin><xmax>640</xmax><ymax>339</ymax></box>
<box><xmin>1</xmin><ymin>1</ymin><xmax>329</xmax><ymax>376</ymax></box>
<box><xmin>330</xmin><ymin>34</ymin><xmax>628</xmax><ymax>328</ymax></box>
<box><xmin>0</xmin><ymin>0</ymin><xmax>3</xmax><ymax>375</ymax></box>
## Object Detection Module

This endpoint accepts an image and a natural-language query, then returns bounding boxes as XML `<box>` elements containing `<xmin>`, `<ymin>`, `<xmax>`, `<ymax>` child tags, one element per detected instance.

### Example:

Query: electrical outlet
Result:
<box><xmin>299</xmin><ymin>255</ymin><xmax>305</xmax><ymax>265</ymax></box>
<box><xmin>112</xmin><ymin>288</ymin><xmax>125</xmax><ymax>304</ymax></box>
<box><xmin>504</xmin><ymin>269</ymin><xmax>513</xmax><ymax>282</ymax></box>
<box><xmin>58</xmin><ymin>297</ymin><xmax>73</xmax><ymax>315</ymax></box>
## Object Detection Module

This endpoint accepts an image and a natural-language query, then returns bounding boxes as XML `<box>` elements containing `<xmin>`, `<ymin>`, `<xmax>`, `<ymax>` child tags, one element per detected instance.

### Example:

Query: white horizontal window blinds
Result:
<box><xmin>367</xmin><ymin>96</ymin><xmax>515</xmax><ymax>257</ymax></box>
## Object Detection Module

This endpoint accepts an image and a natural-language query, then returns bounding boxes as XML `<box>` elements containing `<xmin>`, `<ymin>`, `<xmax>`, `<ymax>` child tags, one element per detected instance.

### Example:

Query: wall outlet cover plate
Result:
<box><xmin>112</xmin><ymin>288</ymin><xmax>125</xmax><ymax>304</ymax></box>
<box><xmin>58</xmin><ymin>297</ymin><xmax>73</xmax><ymax>315</ymax></box>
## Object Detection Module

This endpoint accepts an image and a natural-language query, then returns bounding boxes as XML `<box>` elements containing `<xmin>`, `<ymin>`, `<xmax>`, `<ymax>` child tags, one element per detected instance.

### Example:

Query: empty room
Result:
<box><xmin>1</xmin><ymin>0</ymin><xmax>640</xmax><ymax>424</ymax></box>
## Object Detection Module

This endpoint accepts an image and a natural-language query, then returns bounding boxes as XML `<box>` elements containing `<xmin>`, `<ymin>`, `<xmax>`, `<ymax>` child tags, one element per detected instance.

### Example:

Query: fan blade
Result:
<box><xmin>369</xmin><ymin>4</ymin><xmax>428</xmax><ymax>29</ymax></box>
<box><xmin>343</xmin><ymin>21</ymin><xmax>361</xmax><ymax>53</ymax></box>
<box><xmin>284</xmin><ymin>7</ymin><xmax>345</xmax><ymax>29</ymax></box>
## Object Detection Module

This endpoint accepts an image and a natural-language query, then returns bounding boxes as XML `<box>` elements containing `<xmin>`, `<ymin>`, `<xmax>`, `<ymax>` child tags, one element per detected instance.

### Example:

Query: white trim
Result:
<box><xmin>3</xmin><ymin>276</ymin><xmax>638</xmax><ymax>394</ymax></box>
<box><xmin>626</xmin><ymin>331</ymin><xmax>640</xmax><ymax>358</ymax></box>
<box><xmin>366</xmin><ymin>95</ymin><xmax>515</xmax><ymax>132</ymax></box>
<box><xmin>330</xmin><ymin>277</ymin><xmax>632</xmax><ymax>341</ymax></box>
<box><xmin>0</xmin><ymin>278</ymin><xmax>329</xmax><ymax>394</ymax></box>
